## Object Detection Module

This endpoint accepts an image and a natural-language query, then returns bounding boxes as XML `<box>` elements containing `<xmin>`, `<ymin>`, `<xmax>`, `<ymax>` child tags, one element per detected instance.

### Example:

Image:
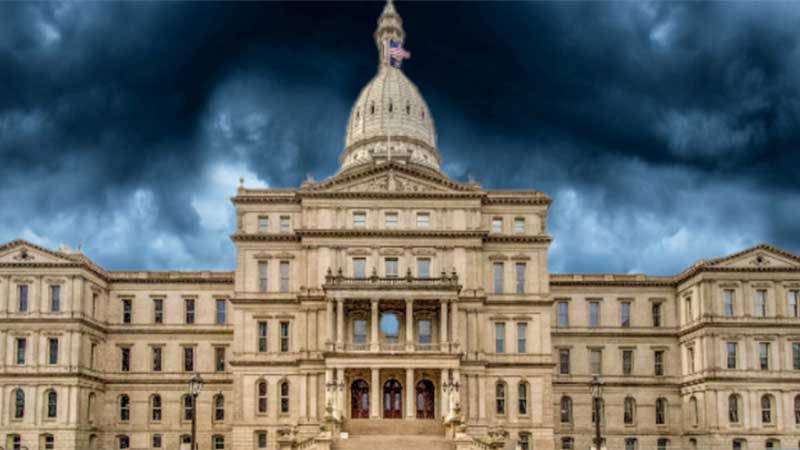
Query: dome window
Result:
<box><xmin>370</xmin><ymin>103</ymin><xmax>375</xmax><ymax>114</ymax></box>
<box><xmin>356</xmin><ymin>109</ymin><xmax>360</xmax><ymax>120</ymax></box>
<box><xmin>406</xmin><ymin>103</ymin><xmax>411</xmax><ymax>115</ymax></box>
<box><xmin>389</xmin><ymin>102</ymin><xmax>393</xmax><ymax>113</ymax></box>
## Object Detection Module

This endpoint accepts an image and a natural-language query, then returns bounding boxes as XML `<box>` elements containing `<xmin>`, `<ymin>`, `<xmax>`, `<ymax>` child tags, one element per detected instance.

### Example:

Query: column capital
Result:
<box><xmin>405</xmin><ymin>298</ymin><xmax>414</xmax><ymax>305</ymax></box>
<box><xmin>371</xmin><ymin>298</ymin><xmax>380</xmax><ymax>306</ymax></box>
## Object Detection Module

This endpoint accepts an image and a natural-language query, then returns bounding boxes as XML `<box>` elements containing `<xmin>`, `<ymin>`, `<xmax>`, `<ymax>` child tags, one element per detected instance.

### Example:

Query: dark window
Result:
<box><xmin>14</xmin><ymin>389</ymin><xmax>25</xmax><ymax>418</ymax></box>
<box><xmin>18</xmin><ymin>285</ymin><xmax>28</xmax><ymax>312</ymax></box>
<box><xmin>215</xmin><ymin>347</ymin><xmax>226</xmax><ymax>372</ymax></box>
<box><xmin>559</xmin><ymin>349</ymin><xmax>570</xmax><ymax>374</ymax></box>
<box><xmin>495</xmin><ymin>322</ymin><xmax>505</xmax><ymax>353</ymax></box>
<box><xmin>122</xmin><ymin>299</ymin><xmax>132</xmax><ymax>324</ymax></box>
<box><xmin>280</xmin><ymin>382</ymin><xmax>290</xmax><ymax>414</ymax></box>
<box><xmin>47</xmin><ymin>390</ymin><xmax>57</xmax><ymax>418</ymax></box>
<box><xmin>652</xmin><ymin>303</ymin><xmax>662</xmax><ymax>327</ymax></box>
<box><xmin>517</xmin><ymin>322</ymin><xmax>527</xmax><ymax>353</ymax></box>
<box><xmin>50</xmin><ymin>285</ymin><xmax>60</xmax><ymax>312</ymax></box>
<box><xmin>152</xmin><ymin>434</ymin><xmax>162</xmax><ymax>448</ymax></box>
<box><xmin>495</xmin><ymin>383</ymin><xmax>506</xmax><ymax>415</ymax></box>
<box><xmin>557</xmin><ymin>302</ymin><xmax>569</xmax><ymax>327</ymax></box>
<box><xmin>655</xmin><ymin>398</ymin><xmax>667</xmax><ymax>425</ymax></box>
<box><xmin>280</xmin><ymin>321</ymin><xmax>290</xmax><ymax>352</ymax></box>
<box><xmin>727</xmin><ymin>342</ymin><xmax>737</xmax><ymax>369</ymax></box>
<box><xmin>622</xmin><ymin>350</ymin><xmax>633</xmax><ymax>375</ymax></box>
<box><xmin>518</xmin><ymin>382</ymin><xmax>527</xmax><ymax>415</ymax></box>
<box><xmin>258</xmin><ymin>261</ymin><xmax>268</xmax><ymax>292</ymax></box>
<box><xmin>151</xmin><ymin>395</ymin><xmax>162</xmax><ymax>421</ymax></box>
<box><xmin>153</xmin><ymin>299</ymin><xmax>163</xmax><ymax>324</ymax></box>
<box><xmin>120</xmin><ymin>348</ymin><xmax>130</xmax><ymax>372</ymax></box>
<box><xmin>48</xmin><ymin>338</ymin><xmax>59</xmax><ymax>365</ymax></box>
<box><xmin>620</xmin><ymin>302</ymin><xmax>631</xmax><ymax>327</ymax></box>
<box><xmin>515</xmin><ymin>263</ymin><xmax>525</xmax><ymax>294</ymax></box>
<box><xmin>16</xmin><ymin>338</ymin><xmax>26</xmax><ymax>365</ymax></box>
<box><xmin>152</xmin><ymin>347</ymin><xmax>162</xmax><ymax>372</ymax></box>
<box><xmin>257</xmin><ymin>432</ymin><xmax>267</xmax><ymax>449</ymax></box>
<box><xmin>560</xmin><ymin>396</ymin><xmax>572</xmax><ymax>423</ymax></box>
<box><xmin>215</xmin><ymin>394</ymin><xmax>225</xmax><ymax>421</ymax></box>
<box><xmin>257</xmin><ymin>382</ymin><xmax>267</xmax><ymax>414</ymax></box>
<box><xmin>119</xmin><ymin>395</ymin><xmax>130</xmax><ymax>421</ymax></box>
<box><xmin>216</xmin><ymin>299</ymin><xmax>226</xmax><ymax>325</ymax></box>
<box><xmin>185</xmin><ymin>299</ymin><xmax>195</xmax><ymax>324</ymax></box>
<box><xmin>183</xmin><ymin>347</ymin><xmax>194</xmax><ymax>372</ymax></box>
<box><xmin>183</xmin><ymin>396</ymin><xmax>193</xmax><ymax>421</ymax></box>
<box><xmin>258</xmin><ymin>321</ymin><xmax>268</xmax><ymax>352</ymax></box>
<box><xmin>654</xmin><ymin>350</ymin><xmax>664</xmax><ymax>376</ymax></box>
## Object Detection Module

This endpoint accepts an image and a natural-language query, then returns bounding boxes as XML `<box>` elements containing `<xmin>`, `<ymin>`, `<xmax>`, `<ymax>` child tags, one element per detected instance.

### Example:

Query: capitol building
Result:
<box><xmin>2</xmin><ymin>2</ymin><xmax>800</xmax><ymax>450</ymax></box>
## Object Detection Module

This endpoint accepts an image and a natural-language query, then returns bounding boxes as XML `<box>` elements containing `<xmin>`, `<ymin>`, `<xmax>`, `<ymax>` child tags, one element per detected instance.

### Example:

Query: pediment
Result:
<box><xmin>301</xmin><ymin>162</ymin><xmax>481</xmax><ymax>195</ymax></box>
<box><xmin>0</xmin><ymin>240</ymin><xmax>75</xmax><ymax>264</ymax></box>
<box><xmin>706</xmin><ymin>245</ymin><xmax>800</xmax><ymax>269</ymax></box>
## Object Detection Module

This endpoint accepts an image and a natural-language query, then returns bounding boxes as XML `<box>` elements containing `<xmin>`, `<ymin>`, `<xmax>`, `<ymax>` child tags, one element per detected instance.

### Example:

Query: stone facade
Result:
<box><xmin>2</xmin><ymin>2</ymin><xmax>800</xmax><ymax>450</ymax></box>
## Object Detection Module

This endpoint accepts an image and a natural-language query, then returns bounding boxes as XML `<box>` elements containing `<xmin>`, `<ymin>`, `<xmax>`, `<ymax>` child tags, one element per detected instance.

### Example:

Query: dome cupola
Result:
<box><xmin>340</xmin><ymin>0</ymin><xmax>440</xmax><ymax>172</ymax></box>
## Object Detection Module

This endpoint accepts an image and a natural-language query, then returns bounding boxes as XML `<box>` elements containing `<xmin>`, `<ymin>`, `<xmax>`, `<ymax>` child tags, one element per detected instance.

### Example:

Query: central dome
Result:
<box><xmin>339</xmin><ymin>0</ymin><xmax>440</xmax><ymax>172</ymax></box>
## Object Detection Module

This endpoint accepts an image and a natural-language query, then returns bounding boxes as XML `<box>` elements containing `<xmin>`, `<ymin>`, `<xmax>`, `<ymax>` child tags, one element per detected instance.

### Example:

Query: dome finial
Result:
<box><xmin>375</xmin><ymin>0</ymin><xmax>405</xmax><ymax>67</ymax></box>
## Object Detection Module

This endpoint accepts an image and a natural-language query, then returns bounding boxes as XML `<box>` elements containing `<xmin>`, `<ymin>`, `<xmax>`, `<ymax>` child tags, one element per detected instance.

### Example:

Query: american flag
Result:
<box><xmin>389</xmin><ymin>39</ymin><xmax>410</xmax><ymax>68</ymax></box>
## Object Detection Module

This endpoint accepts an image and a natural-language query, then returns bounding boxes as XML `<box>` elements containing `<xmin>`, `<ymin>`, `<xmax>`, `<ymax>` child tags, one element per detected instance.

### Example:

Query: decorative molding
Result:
<box><xmin>488</xmin><ymin>254</ymin><xmax>508</xmax><ymax>261</ymax></box>
<box><xmin>510</xmin><ymin>254</ymin><xmax>531</xmax><ymax>261</ymax></box>
<box><xmin>253</xmin><ymin>252</ymin><xmax>273</xmax><ymax>260</ymax></box>
<box><xmin>13</xmin><ymin>248</ymin><xmax>35</xmax><ymax>261</ymax></box>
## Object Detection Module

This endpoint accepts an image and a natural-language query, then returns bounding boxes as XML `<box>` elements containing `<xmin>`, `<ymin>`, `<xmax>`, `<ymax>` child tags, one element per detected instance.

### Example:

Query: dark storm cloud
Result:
<box><xmin>1</xmin><ymin>1</ymin><xmax>798</xmax><ymax>274</ymax></box>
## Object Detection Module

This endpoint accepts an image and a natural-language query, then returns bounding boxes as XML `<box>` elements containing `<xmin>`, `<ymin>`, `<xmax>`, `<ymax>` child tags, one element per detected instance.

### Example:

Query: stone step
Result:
<box><xmin>341</xmin><ymin>418</ymin><xmax>445</xmax><ymax>436</ymax></box>
<box><xmin>332</xmin><ymin>435</ymin><xmax>454</xmax><ymax>450</ymax></box>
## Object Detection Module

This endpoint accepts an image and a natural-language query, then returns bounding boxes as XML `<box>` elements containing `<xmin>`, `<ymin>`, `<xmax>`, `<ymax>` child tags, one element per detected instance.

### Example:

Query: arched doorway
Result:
<box><xmin>351</xmin><ymin>379</ymin><xmax>370</xmax><ymax>418</ymax></box>
<box><xmin>383</xmin><ymin>379</ymin><xmax>402</xmax><ymax>418</ymax></box>
<box><xmin>416</xmin><ymin>379</ymin><xmax>435</xmax><ymax>419</ymax></box>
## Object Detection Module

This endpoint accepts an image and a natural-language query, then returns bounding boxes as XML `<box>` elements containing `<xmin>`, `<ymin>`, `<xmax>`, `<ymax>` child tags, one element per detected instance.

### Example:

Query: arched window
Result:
<box><xmin>728</xmin><ymin>394</ymin><xmax>740</xmax><ymax>423</ymax></box>
<box><xmin>370</xmin><ymin>103</ymin><xmax>375</xmax><ymax>115</ymax></box>
<box><xmin>689</xmin><ymin>439</ymin><xmax>697</xmax><ymax>450</ymax></box>
<box><xmin>657</xmin><ymin>438</ymin><xmax>670</xmax><ymax>450</ymax></box>
<box><xmin>151</xmin><ymin>394</ymin><xmax>162</xmax><ymax>421</ymax></box>
<box><xmin>117</xmin><ymin>435</ymin><xmax>130</xmax><ymax>450</ymax></box>
<box><xmin>625</xmin><ymin>438</ymin><xmax>637</xmax><ymax>450</ymax></box>
<box><xmin>794</xmin><ymin>395</ymin><xmax>800</xmax><ymax>425</ymax></box>
<box><xmin>518</xmin><ymin>382</ymin><xmax>528</xmax><ymax>415</ymax></box>
<box><xmin>88</xmin><ymin>392</ymin><xmax>96</xmax><ymax>424</ymax></box>
<box><xmin>280</xmin><ymin>381</ymin><xmax>290</xmax><ymax>414</ymax></box>
<box><xmin>89</xmin><ymin>434</ymin><xmax>98</xmax><ymax>449</ymax></box>
<box><xmin>655</xmin><ymin>398</ymin><xmax>667</xmax><ymax>425</ymax></box>
<box><xmin>183</xmin><ymin>395</ymin><xmax>193</xmax><ymax>421</ymax></box>
<box><xmin>561</xmin><ymin>437</ymin><xmax>574</xmax><ymax>450</ymax></box>
<box><xmin>406</xmin><ymin>103</ymin><xmax>411</xmax><ymax>115</ymax></box>
<box><xmin>624</xmin><ymin>397</ymin><xmax>636</xmax><ymax>424</ymax></box>
<box><xmin>689</xmin><ymin>396</ymin><xmax>699</xmax><ymax>426</ymax></box>
<box><xmin>732</xmin><ymin>439</ymin><xmax>745</xmax><ymax>450</ymax></box>
<box><xmin>257</xmin><ymin>381</ymin><xmax>268</xmax><ymax>414</ymax></box>
<box><xmin>46</xmin><ymin>390</ymin><xmax>57</xmax><ymax>418</ymax></box>
<box><xmin>761</xmin><ymin>395</ymin><xmax>773</xmax><ymax>424</ymax></box>
<box><xmin>495</xmin><ymin>382</ymin><xmax>506</xmax><ymax>415</ymax></box>
<box><xmin>40</xmin><ymin>433</ymin><xmax>55</xmax><ymax>450</ymax></box>
<box><xmin>388</xmin><ymin>101</ymin><xmax>393</xmax><ymax>113</ymax></box>
<box><xmin>213</xmin><ymin>435</ymin><xmax>225</xmax><ymax>450</ymax></box>
<box><xmin>255</xmin><ymin>431</ymin><xmax>268</xmax><ymax>449</ymax></box>
<box><xmin>560</xmin><ymin>396</ymin><xmax>573</xmax><ymax>424</ymax></box>
<box><xmin>119</xmin><ymin>395</ymin><xmax>130</xmax><ymax>422</ymax></box>
<box><xmin>592</xmin><ymin>398</ymin><xmax>604</xmax><ymax>425</ymax></box>
<box><xmin>766</xmin><ymin>439</ymin><xmax>779</xmax><ymax>449</ymax></box>
<box><xmin>518</xmin><ymin>433</ymin><xmax>530</xmax><ymax>450</ymax></box>
<box><xmin>13</xmin><ymin>388</ymin><xmax>25</xmax><ymax>418</ymax></box>
<box><xmin>214</xmin><ymin>394</ymin><xmax>225</xmax><ymax>421</ymax></box>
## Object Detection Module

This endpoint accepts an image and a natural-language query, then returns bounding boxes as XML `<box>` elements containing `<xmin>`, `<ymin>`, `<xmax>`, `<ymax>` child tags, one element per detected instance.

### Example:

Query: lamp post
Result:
<box><xmin>188</xmin><ymin>373</ymin><xmax>204</xmax><ymax>450</ymax></box>
<box><xmin>590</xmin><ymin>376</ymin><xmax>603</xmax><ymax>450</ymax></box>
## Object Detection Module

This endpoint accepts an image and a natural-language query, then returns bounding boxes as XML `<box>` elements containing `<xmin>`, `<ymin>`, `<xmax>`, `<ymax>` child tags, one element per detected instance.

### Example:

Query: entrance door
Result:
<box><xmin>416</xmin><ymin>379</ymin><xmax>435</xmax><ymax>419</ymax></box>
<box><xmin>383</xmin><ymin>379</ymin><xmax>402</xmax><ymax>418</ymax></box>
<box><xmin>351</xmin><ymin>379</ymin><xmax>370</xmax><ymax>419</ymax></box>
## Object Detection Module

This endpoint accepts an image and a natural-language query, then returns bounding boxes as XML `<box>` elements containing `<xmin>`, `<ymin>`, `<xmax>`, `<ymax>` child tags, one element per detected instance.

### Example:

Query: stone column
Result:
<box><xmin>405</xmin><ymin>367</ymin><xmax>415</xmax><ymax>419</ymax></box>
<box><xmin>337</xmin><ymin>368</ymin><xmax>345</xmax><ymax>419</ymax></box>
<box><xmin>310</xmin><ymin>373</ymin><xmax>318</xmax><ymax>420</ymax></box>
<box><xmin>324</xmin><ymin>369</ymin><xmax>334</xmax><ymax>419</ymax></box>
<box><xmin>441</xmin><ymin>370</ymin><xmax>450</xmax><ymax>419</ymax></box>
<box><xmin>450</xmin><ymin>299</ymin><xmax>459</xmax><ymax>352</ymax></box>
<box><xmin>300</xmin><ymin>373</ymin><xmax>309</xmax><ymax>421</ymax></box>
<box><xmin>326</xmin><ymin>300</ymin><xmax>334</xmax><ymax>350</ymax></box>
<box><xmin>440</xmin><ymin>299</ymin><xmax>449</xmax><ymax>352</ymax></box>
<box><xmin>478</xmin><ymin>374</ymin><xmax>486</xmax><ymax>420</ymax></box>
<box><xmin>370</xmin><ymin>368</ymin><xmax>380</xmax><ymax>418</ymax></box>
<box><xmin>336</xmin><ymin>299</ymin><xmax>344</xmax><ymax>351</ymax></box>
<box><xmin>371</xmin><ymin>299</ymin><xmax>380</xmax><ymax>351</ymax></box>
<box><xmin>405</xmin><ymin>299</ymin><xmax>414</xmax><ymax>351</ymax></box>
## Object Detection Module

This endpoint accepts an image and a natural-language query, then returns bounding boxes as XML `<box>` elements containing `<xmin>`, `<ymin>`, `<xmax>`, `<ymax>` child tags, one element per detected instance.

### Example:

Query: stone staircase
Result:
<box><xmin>333</xmin><ymin>419</ymin><xmax>454</xmax><ymax>450</ymax></box>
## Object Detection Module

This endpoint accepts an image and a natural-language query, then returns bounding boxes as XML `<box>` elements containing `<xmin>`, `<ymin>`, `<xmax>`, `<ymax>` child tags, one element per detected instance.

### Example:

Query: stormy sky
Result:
<box><xmin>1</xmin><ymin>1</ymin><xmax>799</xmax><ymax>275</ymax></box>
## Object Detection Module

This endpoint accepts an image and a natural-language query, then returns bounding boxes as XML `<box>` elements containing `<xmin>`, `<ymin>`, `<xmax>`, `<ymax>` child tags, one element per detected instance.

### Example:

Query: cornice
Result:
<box><xmin>484</xmin><ymin>235</ymin><xmax>552</xmax><ymax>244</ymax></box>
<box><xmin>295</xmin><ymin>229</ymin><xmax>487</xmax><ymax>239</ymax></box>
<box><xmin>231</xmin><ymin>194</ymin><xmax>301</xmax><ymax>205</ymax></box>
<box><xmin>230</xmin><ymin>233</ymin><xmax>302</xmax><ymax>243</ymax></box>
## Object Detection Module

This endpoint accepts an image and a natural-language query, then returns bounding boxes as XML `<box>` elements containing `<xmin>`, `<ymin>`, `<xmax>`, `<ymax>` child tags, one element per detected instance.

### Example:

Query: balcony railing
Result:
<box><xmin>323</xmin><ymin>268</ymin><xmax>461</xmax><ymax>290</ymax></box>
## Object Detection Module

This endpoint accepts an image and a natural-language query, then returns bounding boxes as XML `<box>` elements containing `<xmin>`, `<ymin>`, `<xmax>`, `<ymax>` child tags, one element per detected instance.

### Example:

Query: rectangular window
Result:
<box><xmin>589</xmin><ymin>301</ymin><xmax>600</xmax><ymax>327</ymax></box>
<box><xmin>652</xmin><ymin>303</ymin><xmax>662</xmax><ymax>327</ymax></box>
<box><xmin>384</xmin><ymin>258</ymin><xmax>399</xmax><ymax>277</ymax></box>
<box><xmin>687</xmin><ymin>347</ymin><xmax>695</xmax><ymax>373</ymax></box>
<box><xmin>153</xmin><ymin>299</ymin><xmax>163</xmax><ymax>324</ymax></box>
<box><xmin>417</xmin><ymin>258</ymin><xmax>431</xmax><ymax>278</ymax></box>
<box><xmin>121</xmin><ymin>347</ymin><xmax>130</xmax><ymax>372</ymax></box>
<box><xmin>622</xmin><ymin>350</ymin><xmax>633</xmax><ymax>375</ymax></box>
<box><xmin>515</xmin><ymin>263</ymin><xmax>525</xmax><ymax>294</ymax></box>
<box><xmin>279</xmin><ymin>216</ymin><xmax>290</xmax><ymax>232</ymax></box>
<box><xmin>726</xmin><ymin>342</ymin><xmax>737</xmax><ymax>369</ymax></box>
<box><xmin>418</xmin><ymin>320</ymin><xmax>432</xmax><ymax>345</ymax></box>
<box><xmin>152</xmin><ymin>434</ymin><xmax>162</xmax><ymax>449</ymax></box>
<box><xmin>258</xmin><ymin>216</ymin><xmax>269</xmax><ymax>232</ymax></box>
<box><xmin>48</xmin><ymin>338</ymin><xmax>58</xmax><ymax>365</ymax></box>
<box><xmin>258</xmin><ymin>321</ymin><xmax>268</xmax><ymax>352</ymax></box>
<box><xmin>280</xmin><ymin>321</ymin><xmax>290</xmax><ymax>353</ymax></box>
<box><xmin>16</xmin><ymin>337</ymin><xmax>26</xmax><ymax>365</ymax></box>
<box><xmin>685</xmin><ymin>297</ymin><xmax>693</xmax><ymax>322</ymax></box>
<box><xmin>183</xmin><ymin>347</ymin><xmax>194</xmax><ymax>372</ymax></box>
<box><xmin>185</xmin><ymin>299</ymin><xmax>195</xmax><ymax>324</ymax></box>
<box><xmin>559</xmin><ymin>349</ymin><xmax>570</xmax><ymax>374</ymax></box>
<box><xmin>513</xmin><ymin>217</ymin><xmax>525</xmax><ymax>233</ymax></box>
<box><xmin>353</xmin><ymin>211</ymin><xmax>367</xmax><ymax>227</ymax></box>
<box><xmin>493</xmin><ymin>262</ymin><xmax>504</xmax><ymax>294</ymax></box>
<box><xmin>517</xmin><ymin>322</ymin><xmax>527</xmax><ymax>353</ymax></box>
<box><xmin>759</xmin><ymin>342</ymin><xmax>769</xmax><ymax>370</ymax></box>
<box><xmin>152</xmin><ymin>347</ymin><xmax>162</xmax><ymax>372</ymax></box>
<box><xmin>723</xmin><ymin>289</ymin><xmax>734</xmax><ymax>317</ymax></box>
<box><xmin>590</xmin><ymin>349</ymin><xmax>602</xmax><ymax>374</ymax></box>
<box><xmin>385</xmin><ymin>212</ymin><xmax>398</xmax><ymax>228</ymax></box>
<box><xmin>353</xmin><ymin>258</ymin><xmax>366</xmax><ymax>278</ymax></box>
<box><xmin>279</xmin><ymin>261</ymin><xmax>290</xmax><ymax>292</ymax></box>
<box><xmin>416</xmin><ymin>212</ymin><xmax>430</xmax><ymax>228</ymax></box>
<box><xmin>789</xmin><ymin>291</ymin><xmax>799</xmax><ymax>317</ymax></box>
<box><xmin>793</xmin><ymin>343</ymin><xmax>800</xmax><ymax>370</ymax></box>
<box><xmin>620</xmin><ymin>302</ymin><xmax>631</xmax><ymax>327</ymax></box>
<box><xmin>216</xmin><ymin>299</ymin><xmax>226</xmax><ymax>325</ymax></box>
<box><xmin>44</xmin><ymin>435</ymin><xmax>54</xmax><ymax>450</ymax></box>
<box><xmin>122</xmin><ymin>299</ymin><xmax>132</xmax><ymax>324</ymax></box>
<box><xmin>215</xmin><ymin>347</ymin><xmax>226</xmax><ymax>372</ymax></box>
<box><xmin>90</xmin><ymin>343</ymin><xmax>96</xmax><ymax>369</ymax></box>
<box><xmin>354</xmin><ymin>319</ymin><xmax>367</xmax><ymax>344</ymax></box>
<box><xmin>654</xmin><ymin>350</ymin><xmax>664</xmax><ymax>376</ymax></box>
<box><xmin>18</xmin><ymin>285</ymin><xmax>28</xmax><ymax>312</ymax></box>
<box><xmin>495</xmin><ymin>322</ymin><xmax>505</xmax><ymax>353</ymax></box>
<box><xmin>491</xmin><ymin>217</ymin><xmax>503</xmax><ymax>233</ymax></box>
<box><xmin>755</xmin><ymin>289</ymin><xmax>767</xmax><ymax>317</ymax></box>
<box><xmin>557</xmin><ymin>302</ymin><xmax>569</xmax><ymax>327</ymax></box>
<box><xmin>92</xmin><ymin>292</ymin><xmax>98</xmax><ymax>318</ymax></box>
<box><xmin>257</xmin><ymin>432</ymin><xmax>268</xmax><ymax>449</ymax></box>
<box><xmin>258</xmin><ymin>261</ymin><xmax>268</xmax><ymax>292</ymax></box>
<box><xmin>50</xmin><ymin>285</ymin><xmax>60</xmax><ymax>312</ymax></box>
